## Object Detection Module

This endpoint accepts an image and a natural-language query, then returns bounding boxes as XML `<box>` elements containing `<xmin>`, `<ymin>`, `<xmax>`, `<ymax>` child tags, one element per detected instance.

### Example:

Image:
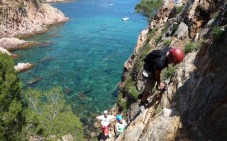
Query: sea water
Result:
<box><xmin>14</xmin><ymin>0</ymin><xmax>147</xmax><ymax>126</ymax></box>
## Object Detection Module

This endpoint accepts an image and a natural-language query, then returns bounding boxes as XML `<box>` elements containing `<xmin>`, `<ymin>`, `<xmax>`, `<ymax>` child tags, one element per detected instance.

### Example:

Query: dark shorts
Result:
<box><xmin>142</xmin><ymin>68</ymin><xmax>156</xmax><ymax>93</ymax></box>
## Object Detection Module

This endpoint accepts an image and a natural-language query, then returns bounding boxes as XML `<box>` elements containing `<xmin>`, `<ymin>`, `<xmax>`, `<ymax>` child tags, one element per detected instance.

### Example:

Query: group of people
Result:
<box><xmin>96</xmin><ymin>47</ymin><xmax>185</xmax><ymax>140</ymax></box>
<box><xmin>96</xmin><ymin>110</ymin><xmax>127</xmax><ymax>140</ymax></box>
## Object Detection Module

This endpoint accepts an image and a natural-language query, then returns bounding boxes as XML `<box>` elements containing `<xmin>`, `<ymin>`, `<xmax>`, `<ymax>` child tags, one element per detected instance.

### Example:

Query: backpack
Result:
<box><xmin>143</xmin><ymin>47</ymin><xmax>172</xmax><ymax>72</ymax></box>
<box><xmin>144</xmin><ymin>47</ymin><xmax>171</xmax><ymax>63</ymax></box>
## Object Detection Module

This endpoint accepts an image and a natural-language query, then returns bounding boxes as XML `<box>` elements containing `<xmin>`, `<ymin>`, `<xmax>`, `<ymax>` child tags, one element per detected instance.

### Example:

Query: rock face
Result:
<box><xmin>0</xmin><ymin>0</ymin><xmax>69</xmax><ymax>73</ymax></box>
<box><xmin>115</xmin><ymin>0</ymin><xmax>227</xmax><ymax>140</ymax></box>
<box><xmin>174</xmin><ymin>22</ymin><xmax>188</xmax><ymax>40</ymax></box>
<box><xmin>0</xmin><ymin>0</ymin><xmax>68</xmax><ymax>38</ymax></box>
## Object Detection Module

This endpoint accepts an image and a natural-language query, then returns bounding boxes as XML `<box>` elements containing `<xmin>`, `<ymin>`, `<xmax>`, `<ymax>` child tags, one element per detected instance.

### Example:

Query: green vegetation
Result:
<box><xmin>163</xmin><ymin>40</ymin><xmax>171</xmax><ymax>47</ymax></box>
<box><xmin>211</xmin><ymin>26</ymin><xmax>224</xmax><ymax>39</ymax></box>
<box><xmin>184</xmin><ymin>42</ymin><xmax>198</xmax><ymax>54</ymax></box>
<box><xmin>173</xmin><ymin>23</ymin><xmax>179</xmax><ymax>32</ymax></box>
<box><xmin>126</xmin><ymin>85</ymin><xmax>140</xmax><ymax>100</ymax></box>
<box><xmin>148</xmin><ymin>27</ymin><xmax>158</xmax><ymax>40</ymax></box>
<box><xmin>155</xmin><ymin>34</ymin><xmax>162</xmax><ymax>44</ymax></box>
<box><xmin>0</xmin><ymin>53</ymin><xmax>24</xmax><ymax>141</ymax></box>
<box><xmin>117</xmin><ymin>92</ymin><xmax>127</xmax><ymax>112</ymax></box>
<box><xmin>22</xmin><ymin>88</ymin><xmax>84</xmax><ymax>140</ymax></box>
<box><xmin>163</xmin><ymin>64</ymin><xmax>176</xmax><ymax>80</ymax></box>
<box><xmin>135</xmin><ymin>0</ymin><xmax>163</xmax><ymax>18</ymax></box>
<box><xmin>184</xmin><ymin>39</ymin><xmax>208</xmax><ymax>54</ymax></box>
<box><xmin>155</xmin><ymin>26</ymin><xmax>168</xmax><ymax>45</ymax></box>
<box><xmin>155</xmin><ymin>105</ymin><xmax>162</xmax><ymax>114</ymax></box>
<box><xmin>0</xmin><ymin>53</ymin><xmax>84</xmax><ymax>140</ymax></box>
<box><xmin>175</xmin><ymin>6</ymin><xmax>184</xmax><ymax>14</ymax></box>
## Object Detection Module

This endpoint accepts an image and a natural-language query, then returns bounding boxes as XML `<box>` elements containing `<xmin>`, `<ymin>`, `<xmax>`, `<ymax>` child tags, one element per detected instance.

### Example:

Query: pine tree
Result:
<box><xmin>23</xmin><ymin>87</ymin><xmax>84</xmax><ymax>140</ymax></box>
<box><xmin>0</xmin><ymin>53</ymin><xmax>24</xmax><ymax>140</ymax></box>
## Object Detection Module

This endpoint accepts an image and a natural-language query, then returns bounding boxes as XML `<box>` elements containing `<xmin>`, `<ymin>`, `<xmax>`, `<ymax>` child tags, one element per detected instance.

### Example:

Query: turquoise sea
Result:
<box><xmin>14</xmin><ymin>0</ymin><xmax>147</xmax><ymax>127</ymax></box>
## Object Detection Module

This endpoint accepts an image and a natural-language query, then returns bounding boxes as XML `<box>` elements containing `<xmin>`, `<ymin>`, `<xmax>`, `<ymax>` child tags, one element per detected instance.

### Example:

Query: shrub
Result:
<box><xmin>148</xmin><ymin>27</ymin><xmax>158</xmax><ymax>40</ymax></box>
<box><xmin>117</xmin><ymin>92</ymin><xmax>127</xmax><ymax>112</ymax></box>
<box><xmin>155</xmin><ymin>35</ymin><xmax>162</xmax><ymax>44</ymax></box>
<box><xmin>211</xmin><ymin>26</ymin><xmax>223</xmax><ymax>39</ymax></box>
<box><xmin>173</xmin><ymin>23</ymin><xmax>179</xmax><ymax>31</ymax></box>
<box><xmin>124</xmin><ymin>76</ymin><xmax>133</xmax><ymax>86</ymax></box>
<box><xmin>163</xmin><ymin>64</ymin><xmax>176</xmax><ymax>80</ymax></box>
<box><xmin>175</xmin><ymin>6</ymin><xmax>184</xmax><ymax>14</ymax></box>
<box><xmin>184</xmin><ymin>42</ymin><xmax>197</xmax><ymax>54</ymax></box>
<box><xmin>22</xmin><ymin>88</ymin><xmax>84</xmax><ymax>140</ymax></box>
<box><xmin>0</xmin><ymin>53</ymin><xmax>24</xmax><ymax>141</ymax></box>
<box><xmin>126</xmin><ymin>85</ymin><xmax>140</xmax><ymax>100</ymax></box>
<box><xmin>155</xmin><ymin>106</ymin><xmax>162</xmax><ymax>114</ymax></box>
<box><xmin>163</xmin><ymin>40</ymin><xmax>171</xmax><ymax>47</ymax></box>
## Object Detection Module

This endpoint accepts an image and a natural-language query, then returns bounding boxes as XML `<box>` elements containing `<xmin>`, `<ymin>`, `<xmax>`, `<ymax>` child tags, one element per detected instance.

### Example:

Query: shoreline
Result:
<box><xmin>0</xmin><ymin>1</ymin><xmax>69</xmax><ymax>72</ymax></box>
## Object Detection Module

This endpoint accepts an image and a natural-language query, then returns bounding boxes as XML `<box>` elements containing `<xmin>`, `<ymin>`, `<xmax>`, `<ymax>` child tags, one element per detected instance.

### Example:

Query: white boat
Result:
<box><xmin>122</xmin><ymin>17</ymin><xmax>129</xmax><ymax>21</ymax></box>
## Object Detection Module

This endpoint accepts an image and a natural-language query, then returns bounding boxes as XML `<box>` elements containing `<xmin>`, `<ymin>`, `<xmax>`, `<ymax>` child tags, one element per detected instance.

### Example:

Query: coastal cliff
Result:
<box><xmin>0</xmin><ymin>0</ymin><xmax>68</xmax><ymax>38</ymax></box>
<box><xmin>0</xmin><ymin>0</ymin><xmax>68</xmax><ymax>72</ymax></box>
<box><xmin>115</xmin><ymin>0</ymin><xmax>227</xmax><ymax>140</ymax></box>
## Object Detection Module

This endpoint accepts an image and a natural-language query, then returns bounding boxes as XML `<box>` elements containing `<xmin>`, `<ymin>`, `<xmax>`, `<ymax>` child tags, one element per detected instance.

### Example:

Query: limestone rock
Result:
<box><xmin>61</xmin><ymin>134</ymin><xmax>73</xmax><ymax>141</ymax></box>
<box><xmin>175</xmin><ymin>0</ymin><xmax>188</xmax><ymax>6</ymax></box>
<box><xmin>140</xmin><ymin>108</ymin><xmax>180</xmax><ymax>141</ymax></box>
<box><xmin>0</xmin><ymin>37</ymin><xmax>31</xmax><ymax>50</ymax></box>
<box><xmin>149</xmin><ymin>0</ymin><xmax>175</xmax><ymax>30</ymax></box>
<box><xmin>134</xmin><ymin>29</ymin><xmax>149</xmax><ymax>54</ymax></box>
<box><xmin>174</xmin><ymin>22</ymin><xmax>188</xmax><ymax>40</ymax></box>
<box><xmin>14</xmin><ymin>63</ymin><xmax>34</xmax><ymax>72</ymax></box>
<box><xmin>0</xmin><ymin>1</ymin><xmax>69</xmax><ymax>38</ymax></box>
<box><xmin>0</xmin><ymin>47</ymin><xmax>11</xmax><ymax>55</ymax></box>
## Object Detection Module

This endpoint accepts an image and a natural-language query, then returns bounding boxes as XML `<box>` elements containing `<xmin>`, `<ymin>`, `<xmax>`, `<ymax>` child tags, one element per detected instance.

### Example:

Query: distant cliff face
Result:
<box><xmin>116</xmin><ymin>0</ymin><xmax>227</xmax><ymax>140</ymax></box>
<box><xmin>0</xmin><ymin>0</ymin><xmax>68</xmax><ymax>38</ymax></box>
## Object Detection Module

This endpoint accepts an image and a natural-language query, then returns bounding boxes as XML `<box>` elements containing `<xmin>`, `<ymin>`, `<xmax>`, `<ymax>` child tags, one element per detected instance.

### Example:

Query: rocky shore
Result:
<box><xmin>0</xmin><ymin>0</ymin><xmax>69</xmax><ymax>72</ymax></box>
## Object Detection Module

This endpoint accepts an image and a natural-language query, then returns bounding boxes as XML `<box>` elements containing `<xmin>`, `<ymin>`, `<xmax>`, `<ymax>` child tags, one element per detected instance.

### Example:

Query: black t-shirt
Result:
<box><xmin>144</xmin><ymin>48</ymin><xmax>171</xmax><ymax>72</ymax></box>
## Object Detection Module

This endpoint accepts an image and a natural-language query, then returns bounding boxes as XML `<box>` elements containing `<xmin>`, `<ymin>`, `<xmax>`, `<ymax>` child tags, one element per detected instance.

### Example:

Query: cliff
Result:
<box><xmin>116</xmin><ymin>0</ymin><xmax>227</xmax><ymax>140</ymax></box>
<box><xmin>0</xmin><ymin>0</ymin><xmax>68</xmax><ymax>38</ymax></box>
<box><xmin>0</xmin><ymin>0</ymin><xmax>68</xmax><ymax>72</ymax></box>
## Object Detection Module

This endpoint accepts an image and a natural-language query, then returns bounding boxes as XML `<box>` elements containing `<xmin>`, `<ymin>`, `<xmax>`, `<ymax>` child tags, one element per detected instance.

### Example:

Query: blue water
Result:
<box><xmin>14</xmin><ymin>0</ymin><xmax>147</xmax><ymax>125</ymax></box>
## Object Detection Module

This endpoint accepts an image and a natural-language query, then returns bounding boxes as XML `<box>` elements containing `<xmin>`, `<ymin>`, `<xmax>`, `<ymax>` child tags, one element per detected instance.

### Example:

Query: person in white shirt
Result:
<box><xmin>115</xmin><ymin>115</ymin><xmax>127</xmax><ymax>137</ymax></box>
<box><xmin>96</xmin><ymin>110</ymin><xmax>115</xmax><ymax>138</ymax></box>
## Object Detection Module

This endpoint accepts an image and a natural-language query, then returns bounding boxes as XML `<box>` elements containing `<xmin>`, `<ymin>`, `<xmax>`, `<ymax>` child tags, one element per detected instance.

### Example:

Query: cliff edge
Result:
<box><xmin>116</xmin><ymin>0</ymin><xmax>227</xmax><ymax>140</ymax></box>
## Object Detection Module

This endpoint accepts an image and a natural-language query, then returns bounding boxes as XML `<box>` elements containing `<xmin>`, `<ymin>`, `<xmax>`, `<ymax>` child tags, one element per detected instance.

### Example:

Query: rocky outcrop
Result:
<box><xmin>0</xmin><ymin>0</ymin><xmax>69</xmax><ymax>73</ymax></box>
<box><xmin>0</xmin><ymin>37</ymin><xmax>36</xmax><ymax>51</ymax></box>
<box><xmin>0</xmin><ymin>47</ymin><xmax>11</xmax><ymax>55</ymax></box>
<box><xmin>0</xmin><ymin>0</ymin><xmax>68</xmax><ymax>38</ymax></box>
<box><xmin>174</xmin><ymin>22</ymin><xmax>188</xmax><ymax>40</ymax></box>
<box><xmin>115</xmin><ymin>0</ymin><xmax>227</xmax><ymax>140</ymax></box>
<box><xmin>14</xmin><ymin>62</ymin><xmax>34</xmax><ymax>72</ymax></box>
<box><xmin>149</xmin><ymin>0</ymin><xmax>175</xmax><ymax>30</ymax></box>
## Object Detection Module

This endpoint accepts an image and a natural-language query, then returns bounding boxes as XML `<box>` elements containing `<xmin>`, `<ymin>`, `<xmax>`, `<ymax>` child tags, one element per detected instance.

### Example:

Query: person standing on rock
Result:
<box><xmin>139</xmin><ymin>47</ymin><xmax>184</xmax><ymax>106</ymax></box>
<box><xmin>115</xmin><ymin>115</ymin><xmax>127</xmax><ymax>138</ymax></box>
<box><xmin>96</xmin><ymin>110</ymin><xmax>115</xmax><ymax>139</ymax></box>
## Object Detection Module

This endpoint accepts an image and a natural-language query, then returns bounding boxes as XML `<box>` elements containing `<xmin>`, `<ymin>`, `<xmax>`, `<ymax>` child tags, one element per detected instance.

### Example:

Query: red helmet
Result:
<box><xmin>169</xmin><ymin>48</ymin><xmax>184</xmax><ymax>64</ymax></box>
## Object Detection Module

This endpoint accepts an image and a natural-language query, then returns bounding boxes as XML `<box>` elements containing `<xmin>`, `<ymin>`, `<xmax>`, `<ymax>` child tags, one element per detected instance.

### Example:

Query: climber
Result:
<box><xmin>115</xmin><ymin>115</ymin><xmax>127</xmax><ymax>138</ymax></box>
<box><xmin>139</xmin><ymin>47</ymin><xmax>184</xmax><ymax>106</ymax></box>
<box><xmin>96</xmin><ymin>110</ymin><xmax>115</xmax><ymax>139</ymax></box>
